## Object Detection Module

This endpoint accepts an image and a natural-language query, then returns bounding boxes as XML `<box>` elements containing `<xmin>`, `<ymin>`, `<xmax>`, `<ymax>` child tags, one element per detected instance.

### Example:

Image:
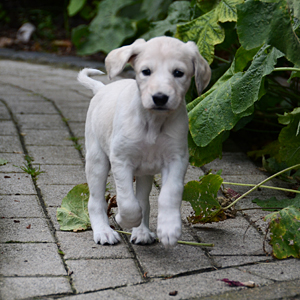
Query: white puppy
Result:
<box><xmin>78</xmin><ymin>36</ymin><xmax>211</xmax><ymax>247</ymax></box>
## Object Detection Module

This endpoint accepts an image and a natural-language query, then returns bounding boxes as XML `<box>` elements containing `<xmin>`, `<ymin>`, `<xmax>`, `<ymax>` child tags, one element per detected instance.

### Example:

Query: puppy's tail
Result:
<box><xmin>77</xmin><ymin>68</ymin><xmax>105</xmax><ymax>95</ymax></box>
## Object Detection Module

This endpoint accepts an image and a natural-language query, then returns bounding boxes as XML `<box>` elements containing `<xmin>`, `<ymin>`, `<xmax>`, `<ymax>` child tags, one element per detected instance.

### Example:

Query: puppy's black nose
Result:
<box><xmin>152</xmin><ymin>93</ymin><xmax>169</xmax><ymax>107</ymax></box>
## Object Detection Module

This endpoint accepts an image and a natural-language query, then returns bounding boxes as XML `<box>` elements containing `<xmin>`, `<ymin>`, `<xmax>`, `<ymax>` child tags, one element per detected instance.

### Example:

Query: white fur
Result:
<box><xmin>78</xmin><ymin>36</ymin><xmax>211</xmax><ymax>247</ymax></box>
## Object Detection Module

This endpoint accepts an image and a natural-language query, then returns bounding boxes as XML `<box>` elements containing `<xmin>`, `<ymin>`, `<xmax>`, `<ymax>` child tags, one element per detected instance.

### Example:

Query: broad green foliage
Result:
<box><xmin>68</xmin><ymin>0</ymin><xmax>86</xmax><ymax>16</ymax></box>
<box><xmin>57</xmin><ymin>183</ymin><xmax>90</xmax><ymax>231</ymax></box>
<box><xmin>183</xmin><ymin>173</ymin><xmax>226</xmax><ymax>223</ymax></box>
<box><xmin>265</xmin><ymin>206</ymin><xmax>300</xmax><ymax>259</ymax></box>
<box><xmin>142</xmin><ymin>1</ymin><xmax>191</xmax><ymax>39</ymax></box>
<box><xmin>176</xmin><ymin>0</ymin><xmax>243</xmax><ymax>64</ymax></box>
<box><xmin>237</xmin><ymin>0</ymin><xmax>300</xmax><ymax>66</ymax></box>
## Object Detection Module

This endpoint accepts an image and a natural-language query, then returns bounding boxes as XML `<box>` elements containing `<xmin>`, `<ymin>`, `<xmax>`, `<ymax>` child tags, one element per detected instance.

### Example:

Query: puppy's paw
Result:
<box><xmin>157</xmin><ymin>214</ymin><xmax>181</xmax><ymax>247</ymax></box>
<box><xmin>93</xmin><ymin>226</ymin><xmax>121</xmax><ymax>245</ymax></box>
<box><xmin>115</xmin><ymin>202</ymin><xmax>142</xmax><ymax>229</ymax></box>
<box><xmin>131</xmin><ymin>226</ymin><xmax>156</xmax><ymax>245</ymax></box>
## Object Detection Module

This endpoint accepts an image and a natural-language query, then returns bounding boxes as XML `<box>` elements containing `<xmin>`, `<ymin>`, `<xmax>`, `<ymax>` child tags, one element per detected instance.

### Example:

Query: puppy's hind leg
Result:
<box><xmin>86</xmin><ymin>149</ymin><xmax>120</xmax><ymax>245</ymax></box>
<box><xmin>131</xmin><ymin>175</ymin><xmax>156</xmax><ymax>244</ymax></box>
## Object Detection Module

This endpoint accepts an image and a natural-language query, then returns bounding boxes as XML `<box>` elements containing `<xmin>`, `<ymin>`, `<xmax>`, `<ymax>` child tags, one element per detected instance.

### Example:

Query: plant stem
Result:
<box><xmin>223</xmin><ymin>164</ymin><xmax>300</xmax><ymax>210</ymax></box>
<box><xmin>214</xmin><ymin>55</ymin><xmax>231</xmax><ymax>64</ymax></box>
<box><xmin>222</xmin><ymin>182</ymin><xmax>300</xmax><ymax>194</ymax></box>
<box><xmin>116</xmin><ymin>230</ymin><xmax>214</xmax><ymax>247</ymax></box>
<box><xmin>273</xmin><ymin>67</ymin><xmax>300</xmax><ymax>73</ymax></box>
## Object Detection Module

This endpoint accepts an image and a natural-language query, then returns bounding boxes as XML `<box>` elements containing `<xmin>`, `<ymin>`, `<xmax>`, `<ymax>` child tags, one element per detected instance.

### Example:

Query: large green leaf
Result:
<box><xmin>67</xmin><ymin>0</ymin><xmax>86</xmax><ymax>16</ymax></box>
<box><xmin>237</xmin><ymin>0</ymin><xmax>300</xmax><ymax>66</ymax></box>
<box><xmin>142</xmin><ymin>1</ymin><xmax>191</xmax><ymax>40</ymax></box>
<box><xmin>231</xmin><ymin>45</ymin><xmax>284</xmax><ymax>114</ymax></box>
<box><xmin>75</xmin><ymin>0</ymin><xmax>137</xmax><ymax>55</ymax></box>
<box><xmin>183</xmin><ymin>173</ymin><xmax>226</xmax><ymax>224</ymax></box>
<box><xmin>176</xmin><ymin>0</ymin><xmax>243</xmax><ymax>64</ymax></box>
<box><xmin>140</xmin><ymin>0</ymin><xmax>173</xmax><ymax>21</ymax></box>
<box><xmin>253</xmin><ymin>193</ymin><xmax>300</xmax><ymax>211</ymax></box>
<box><xmin>188</xmin><ymin>131</ymin><xmax>223</xmax><ymax>167</ymax></box>
<box><xmin>278</xmin><ymin>107</ymin><xmax>300</xmax><ymax>166</ymax></box>
<box><xmin>188</xmin><ymin>71</ymin><xmax>254</xmax><ymax>147</ymax></box>
<box><xmin>265</xmin><ymin>206</ymin><xmax>300</xmax><ymax>259</ymax></box>
<box><xmin>57</xmin><ymin>183</ymin><xmax>90</xmax><ymax>232</ymax></box>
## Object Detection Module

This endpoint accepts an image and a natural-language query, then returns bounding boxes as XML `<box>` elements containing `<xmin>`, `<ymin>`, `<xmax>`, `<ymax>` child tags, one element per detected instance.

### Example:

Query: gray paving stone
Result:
<box><xmin>133</xmin><ymin>242</ymin><xmax>212</xmax><ymax>277</ymax></box>
<box><xmin>0</xmin><ymin>135</ymin><xmax>23</xmax><ymax>152</ymax></box>
<box><xmin>0</xmin><ymin>243</ymin><xmax>67</xmax><ymax>276</ymax></box>
<box><xmin>56</xmin><ymin>231</ymin><xmax>133</xmax><ymax>259</ymax></box>
<box><xmin>27</xmin><ymin>145</ymin><xmax>83</xmax><ymax>165</ymax></box>
<box><xmin>67</xmin><ymin>259</ymin><xmax>143</xmax><ymax>293</ymax></box>
<box><xmin>39</xmin><ymin>184</ymin><xmax>77</xmax><ymax>207</ymax></box>
<box><xmin>0</xmin><ymin>153</ymin><xmax>26</xmax><ymax>172</ymax></box>
<box><xmin>116</xmin><ymin>268</ymin><xmax>272</xmax><ymax>300</ymax></box>
<box><xmin>68</xmin><ymin>122</ymin><xmax>85</xmax><ymax>138</ymax></box>
<box><xmin>0</xmin><ymin>276</ymin><xmax>72</xmax><ymax>300</ymax></box>
<box><xmin>24</xmin><ymin>129</ymin><xmax>75</xmax><ymax>146</ymax></box>
<box><xmin>211</xmin><ymin>255</ymin><xmax>272</xmax><ymax>268</ymax></box>
<box><xmin>48</xmin><ymin>206</ymin><xmax>61</xmax><ymax>230</ymax></box>
<box><xmin>0</xmin><ymin>120</ymin><xmax>18</xmax><ymax>135</ymax></box>
<box><xmin>0</xmin><ymin>103</ymin><xmax>10</xmax><ymax>120</ymax></box>
<box><xmin>61</xmin><ymin>108</ymin><xmax>88</xmax><ymax>123</ymax></box>
<box><xmin>194</xmin><ymin>216</ymin><xmax>265</xmax><ymax>256</ymax></box>
<box><xmin>0</xmin><ymin>172</ymin><xmax>36</xmax><ymax>195</ymax></box>
<box><xmin>59</xmin><ymin>289</ymin><xmax>136</xmax><ymax>300</ymax></box>
<box><xmin>202</xmin><ymin>153</ymin><xmax>262</xmax><ymax>175</ymax></box>
<box><xmin>7</xmin><ymin>100</ymin><xmax>57</xmax><ymax>114</ymax></box>
<box><xmin>239</xmin><ymin>259</ymin><xmax>300</xmax><ymax>281</ymax></box>
<box><xmin>0</xmin><ymin>217</ymin><xmax>54</xmax><ymax>242</ymax></box>
<box><xmin>16</xmin><ymin>114</ymin><xmax>66</xmax><ymax>130</ymax></box>
<box><xmin>35</xmin><ymin>164</ymin><xmax>86</xmax><ymax>185</ymax></box>
<box><xmin>0</xmin><ymin>195</ymin><xmax>44</xmax><ymax>218</ymax></box>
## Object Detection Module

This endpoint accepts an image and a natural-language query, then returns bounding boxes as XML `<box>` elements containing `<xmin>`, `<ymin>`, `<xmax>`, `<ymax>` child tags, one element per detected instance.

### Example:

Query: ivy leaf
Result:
<box><xmin>237</xmin><ymin>0</ymin><xmax>300</xmax><ymax>66</ymax></box>
<box><xmin>265</xmin><ymin>206</ymin><xmax>300</xmax><ymax>259</ymax></box>
<box><xmin>253</xmin><ymin>193</ymin><xmax>300</xmax><ymax>211</ymax></box>
<box><xmin>183</xmin><ymin>173</ymin><xmax>226</xmax><ymax>224</ymax></box>
<box><xmin>57</xmin><ymin>183</ymin><xmax>90</xmax><ymax>232</ymax></box>
<box><xmin>231</xmin><ymin>45</ymin><xmax>284</xmax><ymax>114</ymax></box>
<box><xmin>278</xmin><ymin>108</ymin><xmax>300</xmax><ymax>166</ymax></box>
<box><xmin>142</xmin><ymin>1</ymin><xmax>191</xmax><ymax>40</ymax></box>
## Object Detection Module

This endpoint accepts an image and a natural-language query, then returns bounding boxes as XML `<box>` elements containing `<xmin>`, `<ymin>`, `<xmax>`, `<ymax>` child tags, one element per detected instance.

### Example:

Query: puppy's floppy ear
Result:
<box><xmin>186</xmin><ymin>41</ymin><xmax>211</xmax><ymax>95</ymax></box>
<box><xmin>105</xmin><ymin>39</ymin><xmax>146</xmax><ymax>79</ymax></box>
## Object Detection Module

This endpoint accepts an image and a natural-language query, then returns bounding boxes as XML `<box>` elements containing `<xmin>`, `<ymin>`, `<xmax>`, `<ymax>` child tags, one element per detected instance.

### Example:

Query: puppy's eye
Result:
<box><xmin>173</xmin><ymin>70</ymin><xmax>184</xmax><ymax>78</ymax></box>
<box><xmin>142</xmin><ymin>69</ymin><xmax>151</xmax><ymax>76</ymax></box>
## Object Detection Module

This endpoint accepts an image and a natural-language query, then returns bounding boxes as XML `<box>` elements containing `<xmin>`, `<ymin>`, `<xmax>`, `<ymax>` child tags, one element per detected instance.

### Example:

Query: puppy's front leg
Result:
<box><xmin>157</xmin><ymin>157</ymin><xmax>188</xmax><ymax>247</ymax></box>
<box><xmin>112</xmin><ymin>161</ymin><xmax>142</xmax><ymax>229</ymax></box>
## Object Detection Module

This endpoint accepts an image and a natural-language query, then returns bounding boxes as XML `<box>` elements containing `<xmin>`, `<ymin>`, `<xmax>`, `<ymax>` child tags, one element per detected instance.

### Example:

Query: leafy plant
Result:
<box><xmin>15</xmin><ymin>163</ymin><xmax>44</xmax><ymax>179</ymax></box>
<box><xmin>183</xmin><ymin>164</ymin><xmax>300</xmax><ymax>259</ymax></box>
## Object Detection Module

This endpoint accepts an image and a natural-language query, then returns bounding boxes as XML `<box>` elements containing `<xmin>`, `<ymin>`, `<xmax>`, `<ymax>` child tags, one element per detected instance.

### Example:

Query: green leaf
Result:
<box><xmin>68</xmin><ymin>0</ymin><xmax>86</xmax><ymax>17</ymax></box>
<box><xmin>265</xmin><ymin>206</ymin><xmax>300</xmax><ymax>259</ymax></box>
<box><xmin>142</xmin><ymin>1</ymin><xmax>191</xmax><ymax>39</ymax></box>
<box><xmin>188</xmin><ymin>131</ymin><xmax>223</xmax><ymax>167</ymax></box>
<box><xmin>237</xmin><ymin>0</ymin><xmax>300</xmax><ymax>66</ymax></box>
<box><xmin>188</xmin><ymin>71</ymin><xmax>254</xmax><ymax>147</ymax></box>
<box><xmin>253</xmin><ymin>194</ymin><xmax>300</xmax><ymax>211</ymax></box>
<box><xmin>176</xmin><ymin>0</ymin><xmax>243</xmax><ymax>64</ymax></box>
<box><xmin>57</xmin><ymin>183</ymin><xmax>90</xmax><ymax>231</ymax></box>
<box><xmin>231</xmin><ymin>45</ymin><xmax>284</xmax><ymax>114</ymax></box>
<box><xmin>141</xmin><ymin>0</ymin><xmax>173</xmax><ymax>21</ymax></box>
<box><xmin>75</xmin><ymin>0</ymin><xmax>137</xmax><ymax>55</ymax></box>
<box><xmin>0</xmin><ymin>158</ymin><xmax>8</xmax><ymax>166</ymax></box>
<box><xmin>278</xmin><ymin>108</ymin><xmax>300</xmax><ymax>166</ymax></box>
<box><xmin>183</xmin><ymin>173</ymin><xmax>226</xmax><ymax>224</ymax></box>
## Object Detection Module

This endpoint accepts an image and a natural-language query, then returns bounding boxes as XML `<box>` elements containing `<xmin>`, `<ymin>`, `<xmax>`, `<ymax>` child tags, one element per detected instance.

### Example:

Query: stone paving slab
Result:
<box><xmin>0</xmin><ymin>243</ymin><xmax>67</xmax><ymax>276</ymax></box>
<box><xmin>0</xmin><ymin>195</ymin><xmax>44</xmax><ymax>217</ymax></box>
<box><xmin>0</xmin><ymin>135</ymin><xmax>23</xmax><ymax>153</ymax></box>
<box><xmin>0</xmin><ymin>120</ymin><xmax>18</xmax><ymax>135</ymax></box>
<box><xmin>0</xmin><ymin>153</ymin><xmax>26</xmax><ymax>172</ymax></box>
<box><xmin>67</xmin><ymin>259</ymin><xmax>143</xmax><ymax>293</ymax></box>
<box><xmin>0</xmin><ymin>217</ymin><xmax>54</xmax><ymax>243</ymax></box>
<box><xmin>0</xmin><ymin>277</ymin><xmax>72</xmax><ymax>300</ymax></box>
<box><xmin>0</xmin><ymin>172</ymin><xmax>36</xmax><ymax>195</ymax></box>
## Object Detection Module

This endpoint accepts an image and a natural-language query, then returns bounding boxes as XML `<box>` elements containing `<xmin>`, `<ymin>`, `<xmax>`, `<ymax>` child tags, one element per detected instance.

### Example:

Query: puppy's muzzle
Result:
<box><xmin>152</xmin><ymin>93</ymin><xmax>169</xmax><ymax>109</ymax></box>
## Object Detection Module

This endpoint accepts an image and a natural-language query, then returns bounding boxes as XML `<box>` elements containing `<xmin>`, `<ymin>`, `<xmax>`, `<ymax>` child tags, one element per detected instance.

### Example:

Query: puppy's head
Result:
<box><xmin>105</xmin><ymin>36</ymin><xmax>211</xmax><ymax>112</ymax></box>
